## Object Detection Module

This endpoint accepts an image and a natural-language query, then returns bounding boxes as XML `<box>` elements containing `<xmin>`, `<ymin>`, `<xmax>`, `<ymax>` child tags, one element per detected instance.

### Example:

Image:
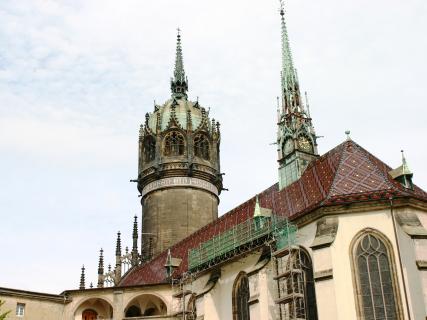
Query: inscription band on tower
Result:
<box><xmin>142</xmin><ymin>177</ymin><xmax>219</xmax><ymax>198</ymax></box>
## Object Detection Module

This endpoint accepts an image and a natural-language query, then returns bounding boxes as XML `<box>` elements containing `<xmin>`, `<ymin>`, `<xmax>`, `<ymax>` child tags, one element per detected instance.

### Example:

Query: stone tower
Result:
<box><xmin>137</xmin><ymin>31</ymin><xmax>223</xmax><ymax>259</ymax></box>
<box><xmin>277</xmin><ymin>3</ymin><xmax>318</xmax><ymax>190</ymax></box>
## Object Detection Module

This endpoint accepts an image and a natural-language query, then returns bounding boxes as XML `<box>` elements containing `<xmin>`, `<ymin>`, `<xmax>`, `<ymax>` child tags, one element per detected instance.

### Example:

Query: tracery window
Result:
<box><xmin>352</xmin><ymin>232</ymin><xmax>401</xmax><ymax>320</ymax></box>
<box><xmin>144</xmin><ymin>136</ymin><xmax>156</xmax><ymax>162</ymax></box>
<box><xmin>164</xmin><ymin>131</ymin><xmax>185</xmax><ymax>156</ymax></box>
<box><xmin>300</xmin><ymin>250</ymin><xmax>318</xmax><ymax>320</ymax></box>
<box><xmin>232</xmin><ymin>272</ymin><xmax>250</xmax><ymax>320</ymax></box>
<box><xmin>194</xmin><ymin>134</ymin><xmax>210</xmax><ymax>160</ymax></box>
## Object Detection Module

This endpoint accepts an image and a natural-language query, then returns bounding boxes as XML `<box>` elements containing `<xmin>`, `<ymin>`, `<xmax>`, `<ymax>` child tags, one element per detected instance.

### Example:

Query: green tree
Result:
<box><xmin>0</xmin><ymin>300</ymin><xmax>10</xmax><ymax>320</ymax></box>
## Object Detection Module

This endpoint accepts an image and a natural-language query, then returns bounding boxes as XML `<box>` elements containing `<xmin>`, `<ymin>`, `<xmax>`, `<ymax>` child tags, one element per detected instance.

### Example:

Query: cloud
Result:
<box><xmin>0</xmin><ymin>0</ymin><xmax>426</xmax><ymax>293</ymax></box>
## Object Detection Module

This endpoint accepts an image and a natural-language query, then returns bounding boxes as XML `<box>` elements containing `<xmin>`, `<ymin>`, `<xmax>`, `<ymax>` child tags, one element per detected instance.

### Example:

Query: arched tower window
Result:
<box><xmin>144</xmin><ymin>136</ymin><xmax>156</xmax><ymax>162</ymax></box>
<box><xmin>232</xmin><ymin>272</ymin><xmax>250</xmax><ymax>320</ymax></box>
<box><xmin>351</xmin><ymin>231</ymin><xmax>402</xmax><ymax>320</ymax></box>
<box><xmin>194</xmin><ymin>134</ymin><xmax>210</xmax><ymax>160</ymax></box>
<box><xmin>164</xmin><ymin>131</ymin><xmax>185</xmax><ymax>156</ymax></box>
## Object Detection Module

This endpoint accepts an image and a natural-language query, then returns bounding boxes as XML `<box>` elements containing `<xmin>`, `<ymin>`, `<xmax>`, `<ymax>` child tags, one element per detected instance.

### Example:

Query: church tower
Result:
<box><xmin>137</xmin><ymin>31</ymin><xmax>223</xmax><ymax>259</ymax></box>
<box><xmin>277</xmin><ymin>2</ymin><xmax>318</xmax><ymax>190</ymax></box>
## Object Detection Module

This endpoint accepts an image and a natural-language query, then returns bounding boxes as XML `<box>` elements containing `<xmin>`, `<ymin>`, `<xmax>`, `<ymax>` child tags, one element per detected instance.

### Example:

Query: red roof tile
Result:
<box><xmin>119</xmin><ymin>140</ymin><xmax>427</xmax><ymax>286</ymax></box>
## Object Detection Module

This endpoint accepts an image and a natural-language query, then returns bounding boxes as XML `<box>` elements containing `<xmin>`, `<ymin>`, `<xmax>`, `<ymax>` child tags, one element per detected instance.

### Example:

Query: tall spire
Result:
<box><xmin>171</xmin><ymin>28</ymin><xmax>188</xmax><ymax>99</ymax></box>
<box><xmin>280</xmin><ymin>1</ymin><xmax>303</xmax><ymax>115</ymax></box>
<box><xmin>277</xmin><ymin>1</ymin><xmax>319</xmax><ymax>190</ymax></box>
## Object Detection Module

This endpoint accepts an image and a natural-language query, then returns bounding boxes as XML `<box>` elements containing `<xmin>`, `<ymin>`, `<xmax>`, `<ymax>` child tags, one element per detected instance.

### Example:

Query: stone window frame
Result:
<box><xmin>194</xmin><ymin>133</ymin><xmax>210</xmax><ymax>160</ymax></box>
<box><xmin>232</xmin><ymin>271</ymin><xmax>250</xmax><ymax>320</ymax></box>
<box><xmin>349</xmin><ymin>228</ymin><xmax>404</xmax><ymax>320</ymax></box>
<box><xmin>143</xmin><ymin>135</ymin><xmax>156</xmax><ymax>163</ymax></box>
<box><xmin>163</xmin><ymin>131</ymin><xmax>186</xmax><ymax>157</ymax></box>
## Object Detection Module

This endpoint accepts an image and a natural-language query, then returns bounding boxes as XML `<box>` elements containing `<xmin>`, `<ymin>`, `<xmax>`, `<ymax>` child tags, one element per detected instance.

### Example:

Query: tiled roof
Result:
<box><xmin>119</xmin><ymin>140</ymin><xmax>427</xmax><ymax>286</ymax></box>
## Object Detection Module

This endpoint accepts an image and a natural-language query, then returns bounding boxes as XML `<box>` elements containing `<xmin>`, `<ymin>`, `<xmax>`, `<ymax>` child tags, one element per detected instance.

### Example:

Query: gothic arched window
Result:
<box><xmin>351</xmin><ymin>231</ymin><xmax>402</xmax><ymax>320</ymax></box>
<box><xmin>144</xmin><ymin>136</ymin><xmax>156</xmax><ymax>162</ymax></box>
<box><xmin>187</xmin><ymin>294</ymin><xmax>197</xmax><ymax>320</ymax></box>
<box><xmin>300</xmin><ymin>250</ymin><xmax>318</xmax><ymax>320</ymax></box>
<box><xmin>194</xmin><ymin>134</ymin><xmax>210</xmax><ymax>160</ymax></box>
<box><xmin>232</xmin><ymin>272</ymin><xmax>250</xmax><ymax>320</ymax></box>
<box><xmin>164</xmin><ymin>131</ymin><xmax>185</xmax><ymax>156</ymax></box>
<box><xmin>276</xmin><ymin>249</ymin><xmax>318</xmax><ymax>320</ymax></box>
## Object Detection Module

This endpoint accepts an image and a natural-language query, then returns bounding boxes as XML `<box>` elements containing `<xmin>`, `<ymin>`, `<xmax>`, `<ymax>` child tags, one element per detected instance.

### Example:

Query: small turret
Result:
<box><xmin>389</xmin><ymin>150</ymin><xmax>414</xmax><ymax>189</ymax></box>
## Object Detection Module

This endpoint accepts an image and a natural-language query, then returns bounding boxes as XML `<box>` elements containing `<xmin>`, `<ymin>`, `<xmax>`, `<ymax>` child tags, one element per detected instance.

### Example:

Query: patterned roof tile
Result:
<box><xmin>119</xmin><ymin>140</ymin><xmax>427</xmax><ymax>286</ymax></box>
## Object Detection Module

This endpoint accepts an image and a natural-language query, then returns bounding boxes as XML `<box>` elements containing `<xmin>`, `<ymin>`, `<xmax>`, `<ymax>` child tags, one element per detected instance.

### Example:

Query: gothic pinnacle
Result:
<box><xmin>132</xmin><ymin>216</ymin><xmax>139</xmax><ymax>267</ymax></box>
<box><xmin>79</xmin><ymin>265</ymin><xmax>85</xmax><ymax>290</ymax></box>
<box><xmin>115</xmin><ymin>231</ymin><xmax>121</xmax><ymax>256</ymax></box>
<box><xmin>97</xmin><ymin>248</ymin><xmax>104</xmax><ymax>288</ymax></box>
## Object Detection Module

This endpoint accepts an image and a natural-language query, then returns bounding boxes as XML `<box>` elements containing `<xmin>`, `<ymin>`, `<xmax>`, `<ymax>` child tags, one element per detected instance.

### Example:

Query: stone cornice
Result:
<box><xmin>293</xmin><ymin>197</ymin><xmax>427</xmax><ymax>228</ymax></box>
<box><xmin>0</xmin><ymin>287</ymin><xmax>69</xmax><ymax>303</ymax></box>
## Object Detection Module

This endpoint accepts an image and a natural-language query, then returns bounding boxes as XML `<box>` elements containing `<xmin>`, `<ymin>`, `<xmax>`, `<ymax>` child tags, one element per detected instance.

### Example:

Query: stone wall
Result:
<box><xmin>143</xmin><ymin>187</ymin><xmax>218</xmax><ymax>256</ymax></box>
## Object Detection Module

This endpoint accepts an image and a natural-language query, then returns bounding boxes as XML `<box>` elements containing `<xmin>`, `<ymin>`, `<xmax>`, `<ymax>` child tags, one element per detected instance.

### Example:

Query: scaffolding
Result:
<box><xmin>171</xmin><ymin>272</ymin><xmax>196</xmax><ymax>319</ymax></box>
<box><xmin>273</xmin><ymin>222</ymin><xmax>306</xmax><ymax>320</ymax></box>
<box><xmin>188</xmin><ymin>215</ymin><xmax>295</xmax><ymax>272</ymax></box>
<box><xmin>187</xmin><ymin>214</ymin><xmax>309</xmax><ymax>319</ymax></box>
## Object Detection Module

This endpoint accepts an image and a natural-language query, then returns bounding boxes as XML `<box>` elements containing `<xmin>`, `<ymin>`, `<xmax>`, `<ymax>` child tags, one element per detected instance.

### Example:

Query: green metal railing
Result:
<box><xmin>188</xmin><ymin>215</ymin><xmax>297</xmax><ymax>271</ymax></box>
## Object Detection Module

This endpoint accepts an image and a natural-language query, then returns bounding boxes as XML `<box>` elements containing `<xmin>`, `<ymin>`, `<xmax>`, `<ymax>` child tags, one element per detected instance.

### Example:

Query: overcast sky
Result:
<box><xmin>1</xmin><ymin>0</ymin><xmax>426</xmax><ymax>293</ymax></box>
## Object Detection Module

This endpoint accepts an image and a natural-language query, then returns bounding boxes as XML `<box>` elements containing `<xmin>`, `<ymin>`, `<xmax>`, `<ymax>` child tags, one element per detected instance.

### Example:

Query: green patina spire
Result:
<box><xmin>280</xmin><ymin>1</ymin><xmax>296</xmax><ymax>92</ymax></box>
<box><xmin>279</xmin><ymin>1</ymin><xmax>302</xmax><ymax>115</ymax></box>
<box><xmin>277</xmin><ymin>1</ymin><xmax>319</xmax><ymax>190</ymax></box>
<box><xmin>171</xmin><ymin>28</ymin><xmax>188</xmax><ymax>99</ymax></box>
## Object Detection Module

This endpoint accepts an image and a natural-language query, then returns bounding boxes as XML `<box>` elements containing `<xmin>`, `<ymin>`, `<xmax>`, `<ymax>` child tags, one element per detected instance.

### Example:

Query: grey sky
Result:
<box><xmin>1</xmin><ymin>0</ymin><xmax>426</xmax><ymax>293</ymax></box>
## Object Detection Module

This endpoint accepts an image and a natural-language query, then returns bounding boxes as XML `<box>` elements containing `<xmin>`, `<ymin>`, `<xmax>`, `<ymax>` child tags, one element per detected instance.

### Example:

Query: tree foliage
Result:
<box><xmin>0</xmin><ymin>300</ymin><xmax>11</xmax><ymax>320</ymax></box>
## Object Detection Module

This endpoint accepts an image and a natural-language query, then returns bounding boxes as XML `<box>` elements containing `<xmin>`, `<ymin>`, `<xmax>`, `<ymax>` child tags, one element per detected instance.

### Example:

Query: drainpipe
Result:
<box><xmin>389</xmin><ymin>197</ymin><xmax>412</xmax><ymax>320</ymax></box>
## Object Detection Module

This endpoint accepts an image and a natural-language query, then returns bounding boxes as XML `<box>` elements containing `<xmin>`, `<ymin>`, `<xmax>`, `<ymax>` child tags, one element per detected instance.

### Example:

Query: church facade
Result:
<box><xmin>1</xmin><ymin>3</ymin><xmax>427</xmax><ymax>320</ymax></box>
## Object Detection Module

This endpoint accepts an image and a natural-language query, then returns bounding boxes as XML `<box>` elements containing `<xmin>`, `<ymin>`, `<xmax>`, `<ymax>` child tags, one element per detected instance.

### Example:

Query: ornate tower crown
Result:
<box><xmin>277</xmin><ymin>1</ymin><xmax>318</xmax><ymax>190</ymax></box>
<box><xmin>137</xmin><ymin>30</ymin><xmax>222</xmax><ymax>258</ymax></box>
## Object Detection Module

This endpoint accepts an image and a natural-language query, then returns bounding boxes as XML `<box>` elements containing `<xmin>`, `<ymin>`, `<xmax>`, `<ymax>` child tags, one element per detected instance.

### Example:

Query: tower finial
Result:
<box><xmin>171</xmin><ymin>28</ymin><xmax>188</xmax><ymax>99</ymax></box>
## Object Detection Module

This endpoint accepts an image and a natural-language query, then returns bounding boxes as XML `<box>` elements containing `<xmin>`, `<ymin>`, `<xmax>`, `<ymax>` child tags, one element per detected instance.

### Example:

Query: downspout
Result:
<box><xmin>389</xmin><ymin>197</ymin><xmax>412</xmax><ymax>320</ymax></box>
